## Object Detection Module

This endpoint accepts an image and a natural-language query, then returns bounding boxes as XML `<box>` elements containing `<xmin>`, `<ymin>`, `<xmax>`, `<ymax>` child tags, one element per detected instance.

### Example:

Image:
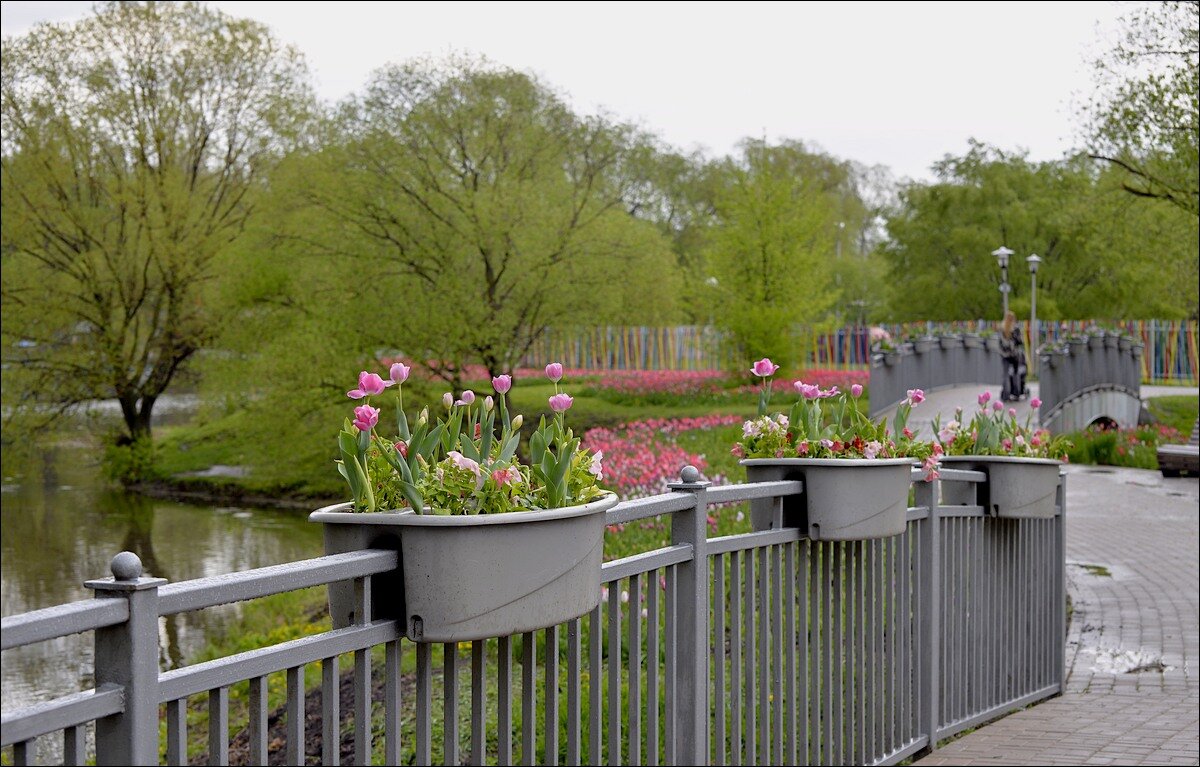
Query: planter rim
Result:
<box><xmin>938</xmin><ymin>455</ymin><xmax>1063</xmax><ymax>467</ymax></box>
<box><xmin>310</xmin><ymin>492</ymin><xmax>618</xmax><ymax>527</ymax></box>
<box><xmin>740</xmin><ymin>457</ymin><xmax>917</xmax><ymax>468</ymax></box>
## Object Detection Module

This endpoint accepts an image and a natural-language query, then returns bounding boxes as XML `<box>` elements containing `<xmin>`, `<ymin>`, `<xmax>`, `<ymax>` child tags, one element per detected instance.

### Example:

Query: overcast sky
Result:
<box><xmin>1</xmin><ymin>1</ymin><xmax>1134</xmax><ymax>181</ymax></box>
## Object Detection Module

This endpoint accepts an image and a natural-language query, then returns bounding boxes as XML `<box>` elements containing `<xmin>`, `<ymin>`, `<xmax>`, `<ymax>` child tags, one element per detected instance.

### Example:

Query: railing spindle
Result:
<box><xmin>166</xmin><ymin>698</ymin><xmax>187</xmax><ymax>766</ymax></box>
<box><xmin>249</xmin><ymin>676</ymin><xmax>268</xmax><ymax>766</ymax></box>
<box><xmin>445</xmin><ymin>642</ymin><xmax>460</xmax><ymax>766</ymax></box>
<box><xmin>209</xmin><ymin>685</ymin><xmax>230</xmax><ymax>767</ymax></box>
<box><xmin>546</xmin><ymin>625</ymin><xmax>560</xmax><ymax>767</ymax></box>
<box><xmin>416</xmin><ymin>642</ymin><xmax>432</xmax><ymax>765</ymax></box>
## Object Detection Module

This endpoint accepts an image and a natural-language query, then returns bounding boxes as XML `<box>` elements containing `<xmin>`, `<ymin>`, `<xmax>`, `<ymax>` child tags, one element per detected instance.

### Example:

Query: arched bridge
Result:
<box><xmin>869</xmin><ymin>332</ymin><xmax>1145</xmax><ymax>434</ymax></box>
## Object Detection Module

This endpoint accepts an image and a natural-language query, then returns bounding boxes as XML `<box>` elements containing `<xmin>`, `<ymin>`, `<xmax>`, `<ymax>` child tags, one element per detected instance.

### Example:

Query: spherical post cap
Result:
<box><xmin>110</xmin><ymin>551</ymin><xmax>144</xmax><ymax>581</ymax></box>
<box><xmin>679</xmin><ymin>465</ymin><xmax>703</xmax><ymax>484</ymax></box>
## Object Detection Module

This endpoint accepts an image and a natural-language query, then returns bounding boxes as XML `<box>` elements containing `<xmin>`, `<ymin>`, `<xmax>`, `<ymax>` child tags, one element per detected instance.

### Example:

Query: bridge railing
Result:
<box><xmin>2</xmin><ymin>469</ymin><xmax>1066</xmax><ymax>766</ymax></box>
<box><xmin>1039</xmin><ymin>334</ymin><xmax>1142</xmax><ymax>433</ymax></box>
<box><xmin>868</xmin><ymin>335</ymin><xmax>1006</xmax><ymax>417</ymax></box>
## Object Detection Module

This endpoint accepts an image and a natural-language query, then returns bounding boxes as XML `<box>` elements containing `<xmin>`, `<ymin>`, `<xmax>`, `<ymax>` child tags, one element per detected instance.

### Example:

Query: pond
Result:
<box><xmin>0</xmin><ymin>445</ymin><xmax>325</xmax><ymax>720</ymax></box>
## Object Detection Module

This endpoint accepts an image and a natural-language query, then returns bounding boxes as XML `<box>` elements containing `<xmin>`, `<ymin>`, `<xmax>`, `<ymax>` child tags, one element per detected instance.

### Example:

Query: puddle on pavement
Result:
<box><xmin>1078</xmin><ymin>645</ymin><xmax>1172</xmax><ymax>674</ymax></box>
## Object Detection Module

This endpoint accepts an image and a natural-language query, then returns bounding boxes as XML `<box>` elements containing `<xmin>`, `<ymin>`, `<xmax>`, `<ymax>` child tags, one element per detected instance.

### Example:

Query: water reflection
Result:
<box><xmin>1</xmin><ymin>446</ymin><xmax>325</xmax><ymax>719</ymax></box>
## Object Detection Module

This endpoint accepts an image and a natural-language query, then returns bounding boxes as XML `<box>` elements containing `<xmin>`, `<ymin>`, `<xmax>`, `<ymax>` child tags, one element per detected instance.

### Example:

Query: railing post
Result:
<box><xmin>86</xmin><ymin>551</ymin><xmax>165</xmax><ymax>766</ymax></box>
<box><xmin>915</xmin><ymin>477</ymin><xmax>940</xmax><ymax>757</ymax></box>
<box><xmin>1055</xmin><ymin>471</ymin><xmax>1068</xmax><ymax>693</ymax></box>
<box><xmin>668</xmin><ymin>465</ymin><xmax>711</xmax><ymax>765</ymax></box>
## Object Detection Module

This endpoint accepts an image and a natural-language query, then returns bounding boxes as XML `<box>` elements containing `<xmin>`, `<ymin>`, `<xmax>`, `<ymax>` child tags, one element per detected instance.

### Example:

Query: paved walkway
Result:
<box><xmin>914</xmin><ymin>460</ymin><xmax>1199</xmax><ymax>765</ymax></box>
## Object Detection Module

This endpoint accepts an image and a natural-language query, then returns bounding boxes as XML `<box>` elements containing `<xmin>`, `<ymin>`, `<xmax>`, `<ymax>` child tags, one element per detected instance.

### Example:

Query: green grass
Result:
<box><xmin>1146</xmin><ymin>394</ymin><xmax>1199</xmax><ymax>436</ymax></box>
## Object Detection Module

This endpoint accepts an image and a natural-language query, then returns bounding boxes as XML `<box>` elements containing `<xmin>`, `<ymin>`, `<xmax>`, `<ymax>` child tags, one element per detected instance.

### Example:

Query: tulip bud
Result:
<box><xmin>442</xmin><ymin>392</ymin><xmax>454</xmax><ymax>409</ymax></box>
<box><xmin>484</xmin><ymin>396</ymin><xmax>494</xmax><ymax>411</ymax></box>
<box><xmin>511</xmin><ymin>414</ymin><xmax>524</xmax><ymax>430</ymax></box>
<box><xmin>418</xmin><ymin>408</ymin><xmax>429</xmax><ymax>425</ymax></box>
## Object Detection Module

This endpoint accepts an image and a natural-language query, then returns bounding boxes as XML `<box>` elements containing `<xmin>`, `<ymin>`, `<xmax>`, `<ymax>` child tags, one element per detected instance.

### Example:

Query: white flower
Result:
<box><xmin>588</xmin><ymin>451</ymin><xmax>604</xmax><ymax>480</ymax></box>
<box><xmin>863</xmin><ymin>440</ymin><xmax>883</xmax><ymax>460</ymax></box>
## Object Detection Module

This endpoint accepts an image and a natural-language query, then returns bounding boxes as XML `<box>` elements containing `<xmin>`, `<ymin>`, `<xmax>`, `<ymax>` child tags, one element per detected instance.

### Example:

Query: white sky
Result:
<box><xmin>1</xmin><ymin>0</ymin><xmax>1135</xmax><ymax>181</ymax></box>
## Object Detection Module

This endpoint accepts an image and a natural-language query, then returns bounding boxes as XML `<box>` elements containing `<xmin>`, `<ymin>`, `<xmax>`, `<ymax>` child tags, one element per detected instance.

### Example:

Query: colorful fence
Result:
<box><xmin>521</xmin><ymin>321</ymin><xmax>1198</xmax><ymax>384</ymax></box>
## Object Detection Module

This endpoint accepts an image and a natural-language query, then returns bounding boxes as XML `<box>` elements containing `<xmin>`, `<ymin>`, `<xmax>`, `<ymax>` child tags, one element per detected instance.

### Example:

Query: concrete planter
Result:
<box><xmin>1104</xmin><ymin>334</ymin><xmax>1119</xmax><ymax>349</ymax></box>
<box><xmin>985</xmin><ymin>336</ymin><xmax>1002</xmax><ymax>353</ymax></box>
<box><xmin>884</xmin><ymin>351</ymin><xmax>902</xmax><ymax>366</ymax></box>
<box><xmin>939</xmin><ymin>335</ymin><xmax>962</xmax><ymax>351</ymax></box>
<box><xmin>742</xmin><ymin>458</ymin><xmax>915</xmax><ymax>540</ymax></box>
<box><xmin>962</xmin><ymin>333</ymin><xmax>983</xmax><ymax>349</ymax></box>
<box><xmin>912</xmin><ymin>338</ymin><xmax>936</xmax><ymax>353</ymax></box>
<box><xmin>1088</xmin><ymin>335</ymin><xmax>1104</xmax><ymax>351</ymax></box>
<box><xmin>1118</xmin><ymin>337</ymin><xmax>1133</xmax><ymax>352</ymax></box>
<box><xmin>311</xmin><ymin>493</ymin><xmax>619</xmax><ymax>642</ymax></box>
<box><xmin>938</xmin><ymin>456</ymin><xmax>1061</xmax><ymax>518</ymax></box>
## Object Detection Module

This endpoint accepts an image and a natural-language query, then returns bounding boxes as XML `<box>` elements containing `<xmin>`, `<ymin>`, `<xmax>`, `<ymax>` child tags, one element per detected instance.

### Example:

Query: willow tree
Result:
<box><xmin>0</xmin><ymin>2</ymin><xmax>313</xmax><ymax>448</ymax></box>
<box><xmin>271</xmin><ymin>57</ymin><xmax>676</xmax><ymax>384</ymax></box>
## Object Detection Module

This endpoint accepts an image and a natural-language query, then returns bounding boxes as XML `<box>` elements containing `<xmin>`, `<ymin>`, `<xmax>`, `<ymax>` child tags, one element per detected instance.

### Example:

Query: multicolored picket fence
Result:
<box><xmin>520</xmin><ymin>320</ymin><xmax>1198</xmax><ymax>384</ymax></box>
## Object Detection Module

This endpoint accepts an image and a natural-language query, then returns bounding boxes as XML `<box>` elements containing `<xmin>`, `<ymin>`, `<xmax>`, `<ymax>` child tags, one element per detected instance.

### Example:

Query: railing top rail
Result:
<box><xmin>1</xmin><ymin>597</ymin><xmax>129</xmax><ymax>651</ymax></box>
<box><xmin>602</xmin><ymin>543</ymin><xmax>693</xmax><ymax>584</ymax></box>
<box><xmin>936</xmin><ymin>468</ymin><xmax>987</xmax><ymax>483</ymax></box>
<box><xmin>704</xmin><ymin>479</ymin><xmax>803</xmax><ymax>505</ymax></box>
<box><xmin>0</xmin><ymin>684</ymin><xmax>124</xmax><ymax>746</ymax></box>
<box><xmin>158</xmin><ymin>549</ymin><xmax>398</xmax><ymax>617</ymax></box>
<box><xmin>605</xmin><ymin>492</ymin><xmax>696</xmax><ymax>525</ymax></box>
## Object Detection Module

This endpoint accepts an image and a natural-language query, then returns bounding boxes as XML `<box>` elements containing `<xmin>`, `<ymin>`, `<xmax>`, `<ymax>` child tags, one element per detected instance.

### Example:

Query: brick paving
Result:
<box><xmin>915</xmin><ymin>463</ymin><xmax>1199</xmax><ymax>766</ymax></box>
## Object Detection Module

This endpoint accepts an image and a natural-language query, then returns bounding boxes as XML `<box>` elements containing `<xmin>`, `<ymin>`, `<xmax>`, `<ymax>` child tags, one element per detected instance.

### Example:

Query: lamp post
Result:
<box><xmin>1027</xmin><ymin>254</ymin><xmax>1042</xmax><ymax>375</ymax></box>
<box><xmin>992</xmin><ymin>246</ymin><xmax>1013</xmax><ymax>316</ymax></box>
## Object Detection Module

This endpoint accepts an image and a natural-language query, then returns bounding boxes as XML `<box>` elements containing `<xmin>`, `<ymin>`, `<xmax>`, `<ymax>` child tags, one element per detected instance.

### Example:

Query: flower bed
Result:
<box><xmin>582</xmin><ymin>415</ymin><xmax>741</xmax><ymax>499</ymax></box>
<box><xmin>1066</xmin><ymin>423</ymin><xmax>1184</xmax><ymax>470</ymax></box>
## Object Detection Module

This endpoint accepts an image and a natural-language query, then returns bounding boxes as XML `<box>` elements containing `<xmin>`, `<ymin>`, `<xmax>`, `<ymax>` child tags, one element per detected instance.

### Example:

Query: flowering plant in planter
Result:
<box><xmin>932</xmin><ymin>392</ymin><xmax>1072</xmax><ymax>459</ymax></box>
<box><xmin>734</xmin><ymin>358</ymin><xmax>939</xmax><ymax>479</ymax></box>
<box><xmin>335</xmin><ymin>363</ymin><xmax>606</xmax><ymax>514</ymax></box>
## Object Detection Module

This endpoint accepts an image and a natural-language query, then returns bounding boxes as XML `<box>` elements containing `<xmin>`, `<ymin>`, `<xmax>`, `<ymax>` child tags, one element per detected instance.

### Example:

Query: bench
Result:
<box><xmin>1158</xmin><ymin>418</ymin><xmax>1199</xmax><ymax>477</ymax></box>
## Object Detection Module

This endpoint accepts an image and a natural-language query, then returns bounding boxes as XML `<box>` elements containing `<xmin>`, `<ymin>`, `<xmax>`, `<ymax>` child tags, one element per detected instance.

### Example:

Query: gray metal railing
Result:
<box><xmin>1</xmin><ymin>469</ymin><xmax>1065</xmax><ymax>766</ymax></box>
<box><xmin>1039</xmin><ymin>335</ymin><xmax>1142</xmax><ymax>430</ymax></box>
<box><xmin>869</xmin><ymin>336</ymin><xmax>1005</xmax><ymax>417</ymax></box>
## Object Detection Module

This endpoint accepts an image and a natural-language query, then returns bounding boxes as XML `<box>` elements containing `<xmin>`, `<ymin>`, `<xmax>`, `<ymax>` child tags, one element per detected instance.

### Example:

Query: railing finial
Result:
<box><xmin>679</xmin><ymin>465</ymin><xmax>703</xmax><ymax>484</ymax></box>
<box><xmin>110</xmin><ymin>551</ymin><xmax>143</xmax><ymax>581</ymax></box>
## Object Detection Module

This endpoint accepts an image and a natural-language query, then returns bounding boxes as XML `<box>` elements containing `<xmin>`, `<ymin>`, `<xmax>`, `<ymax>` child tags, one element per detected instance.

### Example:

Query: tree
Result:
<box><xmin>1081</xmin><ymin>0</ymin><xmax>1199</xmax><ymax>215</ymax></box>
<box><xmin>706</xmin><ymin>140</ymin><xmax>855</xmax><ymax>369</ymax></box>
<box><xmin>0</xmin><ymin>2</ymin><xmax>313</xmax><ymax>448</ymax></box>
<box><xmin>879</xmin><ymin>142</ymin><xmax>1199</xmax><ymax>321</ymax></box>
<box><xmin>265</xmin><ymin>56</ymin><xmax>677</xmax><ymax>384</ymax></box>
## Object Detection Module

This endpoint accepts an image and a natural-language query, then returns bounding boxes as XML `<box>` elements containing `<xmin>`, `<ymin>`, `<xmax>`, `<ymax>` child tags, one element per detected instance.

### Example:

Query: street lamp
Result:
<box><xmin>992</xmin><ymin>246</ymin><xmax>1013</xmax><ymax>316</ymax></box>
<box><xmin>1027</xmin><ymin>254</ymin><xmax>1042</xmax><ymax>375</ymax></box>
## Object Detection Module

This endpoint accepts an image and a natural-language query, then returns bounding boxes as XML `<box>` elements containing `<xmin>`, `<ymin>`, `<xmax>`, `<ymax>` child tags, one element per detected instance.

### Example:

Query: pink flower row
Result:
<box><xmin>582</xmin><ymin>415</ymin><xmax>741</xmax><ymax>499</ymax></box>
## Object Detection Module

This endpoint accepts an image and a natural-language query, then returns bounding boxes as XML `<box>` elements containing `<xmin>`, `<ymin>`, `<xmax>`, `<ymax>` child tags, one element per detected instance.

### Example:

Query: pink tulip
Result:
<box><xmin>907</xmin><ymin>388</ymin><xmax>926</xmax><ymax>405</ymax></box>
<box><xmin>448</xmin><ymin>451</ymin><xmax>482</xmax><ymax>477</ymax></box>
<box><xmin>794</xmin><ymin>381</ymin><xmax>821</xmax><ymax>399</ymax></box>
<box><xmin>819</xmin><ymin>386</ymin><xmax>840</xmax><ymax>399</ymax></box>
<box><xmin>347</xmin><ymin>370</ymin><xmax>393</xmax><ymax>399</ymax></box>
<box><xmin>492</xmin><ymin>374</ymin><xmax>512</xmax><ymax>394</ymax></box>
<box><xmin>545</xmin><ymin>363</ymin><xmax>564</xmax><ymax>382</ymax></box>
<box><xmin>352</xmin><ymin>405</ymin><xmax>380</xmax><ymax>432</ymax></box>
<box><xmin>1031</xmin><ymin>397</ymin><xmax>1042</xmax><ymax>409</ymax></box>
<box><xmin>751</xmin><ymin>358</ymin><xmax>780</xmax><ymax>378</ymax></box>
<box><xmin>456</xmin><ymin>390</ymin><xmax>476</xmax><ymax>406</ymax></box>
<box><xmin>549</xmin><ymin>393</ymin><xmax>574</xmax><ymax>413</ymax></box>
<box><xmin>1009</xmin><ymin>407</ymin><xmax>1018</xmax><ymax>417</ymax></box>
<box><xmin>851</xmin><ymin>384</ymin><xmax>863</xmax><ymax>397</ymax></box>
<box><xmin>394</xmin><ymin>441</ymin><xmax>408</xmax><ymax>458</ymax></box>
<box><xmin>978</xmin><ymin>391</ymin><xmax>992</xmax><ymax>406</ymax></box>
<box><xmin>389</xmin><ymin>363</ymin><xmax>410</xmax><ymax>385</ymax></box>
<box><xmin>993</xmin><ymin>400</ymin><xmax>1004</xmax><ymax>412</ymax></box>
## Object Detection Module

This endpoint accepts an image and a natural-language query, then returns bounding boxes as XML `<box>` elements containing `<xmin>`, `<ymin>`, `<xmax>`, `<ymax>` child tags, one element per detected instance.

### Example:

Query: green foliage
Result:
<box><xmin>1065</xmin><ymin>422</ymin><xmax>1183</xmax><ymax>469</ymax></box>
<box><xmin>706</xmin><ymin>140</ymin><xmax>850</xmax><ymax>369</ymax></box>
<box><xmin>1146</xmin><ymin>394</ymin><xmax>1200</xmax><ymax>436</ymax></box>
<box><xmin>0</xmin><ymin>1</ymin><xmax>315</xmax><ymax>444</ymax></box>
<box><xmin>1081</xmin><ymin>1</ymin><xmax>1199</xmax><ymax>215</ymax></box>
<box><xmin>100</xmin><ymin>437</ymin><xmax>160</xmax><ymax>486</ymax></box>
<box><xmin>880</xmin><ymin>142</ymin><xmax>1199</xmax><ymax>320</ymax></box>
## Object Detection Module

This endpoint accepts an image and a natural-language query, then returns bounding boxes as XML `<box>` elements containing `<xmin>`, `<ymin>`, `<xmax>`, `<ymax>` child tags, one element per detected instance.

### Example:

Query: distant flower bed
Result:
<box><xmin>585</xmin><ymin>369</ymin><xmax>731</xmax><ymax>397</ymax></box>
<box><xmin>1066</xmin><ymin>422</ymin><xmax>1184</xmax><ymax>470</ymax></box>
<box><xmin>583</xmin><ymin>415</ymin><xmax>741</xmax><ymax>499</ymax></box>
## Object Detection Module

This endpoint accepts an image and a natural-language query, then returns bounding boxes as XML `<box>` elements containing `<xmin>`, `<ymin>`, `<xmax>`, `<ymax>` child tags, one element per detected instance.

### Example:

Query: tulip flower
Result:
<box><xmin>978</xmin><ymin>391</ymin><xmax>992</xmax><ymax>406</ymax></box>
<box><xmin>352</xmin><ymin>405</ymin><xmax>380</xmax><ymax>432</ymax></box>
<box><xmin>1031</xmin><ymin>397</ymin><xmax>1042</xmax><ymax>409</ymax></box>
<box><xmin>906</xmin><ymin>388</ymin><xmax>926</xmax><ymax>405</ymax></box>
<box><xmin>389</xmin><ymin>363</ymin><xmax>410</xmax><ymax>385</ymax></box>
<box><xmin>492</xmin><ymin>374</ymin><xmax>512</xmax><ymax>394</ymax></box>
<box><xmin>347</xmin><ymin>370</ymin><xmax>392</xmax><ymax>399</ymax></box>
<box><xmin>456</xmin><ymin>390</ymin><xmax>476</xmax><ymax>406</ymax></box>
<box><xmin>992</xmin><ymin>400</ymin><xmax>1004</xmax><ymax>412</ymax></box>
<box><xmin>851</xmin><ymin>384</ymin><xmax>863</xmax><ymax>397</ymax></box>
<box><xmin>549</xmin><ymin>393</ymin><xmax>574</xmax><ymax>413</ymax></box>
<box><xmin>442</xmin><ymin>392</ymin><xmax>454</xmax><ymax>409</ymax></box>
<box><xmin>545</xmin><ymin>363</ymin><xmax>564</xmax><ymax>382</ymax></box>
<box><xmin>751</xmin><ymin>358</ymin><xmax>779</xmax><ymax>378</ymax></box>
